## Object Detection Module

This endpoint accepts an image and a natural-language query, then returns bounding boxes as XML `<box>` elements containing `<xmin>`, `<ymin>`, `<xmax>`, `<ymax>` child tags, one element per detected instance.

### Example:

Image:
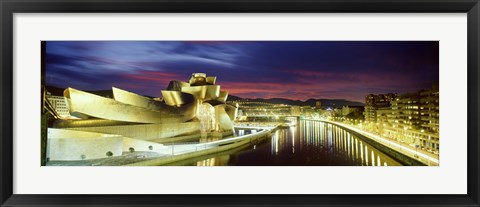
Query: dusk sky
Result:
<box><xmin>44</xmin><ymin>41</ymin><xmax>438</xmax><ymax>102</ymax></box>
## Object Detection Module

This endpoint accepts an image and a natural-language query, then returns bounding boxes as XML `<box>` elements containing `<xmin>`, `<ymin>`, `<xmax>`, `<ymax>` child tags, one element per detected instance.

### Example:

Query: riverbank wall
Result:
<box><xmin>127</xmin><ymin>126</ymin><xmax>278</xmax><ymax>166</ymax></box>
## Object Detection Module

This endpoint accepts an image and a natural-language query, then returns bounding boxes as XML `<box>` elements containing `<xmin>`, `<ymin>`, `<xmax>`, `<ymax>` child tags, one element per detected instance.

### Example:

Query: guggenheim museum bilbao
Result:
<box><xmin>47</xmin><ymin>73</ymin><xmax>238</xmax><ymax>161</ymax></box>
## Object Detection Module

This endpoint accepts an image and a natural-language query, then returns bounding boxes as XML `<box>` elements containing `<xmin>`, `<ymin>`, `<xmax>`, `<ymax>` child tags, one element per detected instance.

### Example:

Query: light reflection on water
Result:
<box><xmin>172</xmin><ymin>120</ymin><xmax>402</xmax><ymax>166</ymax></box>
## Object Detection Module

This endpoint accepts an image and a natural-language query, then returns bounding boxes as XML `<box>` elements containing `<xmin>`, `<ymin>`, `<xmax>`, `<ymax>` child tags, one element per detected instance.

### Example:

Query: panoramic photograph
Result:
<box><xmin>41</xmin><ymin>41</ymin><xmax>439</xmax><ymax>166</ymax></box>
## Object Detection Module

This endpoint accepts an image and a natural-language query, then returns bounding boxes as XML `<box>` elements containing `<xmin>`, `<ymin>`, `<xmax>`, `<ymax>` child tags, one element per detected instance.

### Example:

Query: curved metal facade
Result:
<box><xmin>161</xmin><ymin>90</ymin><xmax>195</xmax><ymax>107</ymax></box>
<box><xmin>52</xmin><ymin>73</ymin><xmax>238</xmax><ymax>161</ymax></box>
<box><xmin>65</xmin><ymin>88</ymin><xmax>195</xmax><ymax>124</ymax></box>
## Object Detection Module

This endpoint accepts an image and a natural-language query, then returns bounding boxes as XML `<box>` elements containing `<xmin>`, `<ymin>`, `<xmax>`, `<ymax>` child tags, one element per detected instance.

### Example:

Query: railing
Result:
<box><xmin>198</xmin><ymin>129</ymin><xmax>267</xmax><ymax>148</ymax></box>
<box><xmin>162</xmin><ymin>128</ymin><xmax>272</xmax><ymax>156</ymax></box>
<box><xmin>234</xmin><ymin>122</ymin><xmax>282</xmax><ymax>128</ymax></box>
<box><xmin>164</xmin><ymin>141</ymin><xmax>199</xmax><ymax>146</ymax></box>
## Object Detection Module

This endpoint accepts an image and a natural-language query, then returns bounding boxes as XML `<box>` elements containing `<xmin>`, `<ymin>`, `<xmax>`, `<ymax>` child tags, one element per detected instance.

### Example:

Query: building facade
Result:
<box><xmin>48</xmin><ymin>73</ymin><xmax>238</xmax><ymax>161</ymax></box>
<box><xmin>46</xmin><ymin>92</ymin><xmax>71</xmax><ymax>118</ymax></box>
<box><xmin>365</xmin><ymin>85</ymin><xmax>439</xmax><ymax>152</ymax></box>
<box><xmin>364</xmin><ymin>93</ymin><xmax>397</xmax><ymax>123</ymax></box>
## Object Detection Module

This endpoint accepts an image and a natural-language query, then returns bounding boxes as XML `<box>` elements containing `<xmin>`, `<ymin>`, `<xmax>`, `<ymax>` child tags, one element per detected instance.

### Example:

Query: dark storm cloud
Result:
<box><xmin>44</xmin><ymin>41</ymin><xmax>438</xmax><ymax>102</ymax></box>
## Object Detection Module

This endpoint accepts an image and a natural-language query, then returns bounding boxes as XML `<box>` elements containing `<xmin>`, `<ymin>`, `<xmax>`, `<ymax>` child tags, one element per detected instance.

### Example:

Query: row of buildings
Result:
<box><xmin>363</xmin><ymin>84</ymin><xmax>439</xmax><ymax>152</ymax></box>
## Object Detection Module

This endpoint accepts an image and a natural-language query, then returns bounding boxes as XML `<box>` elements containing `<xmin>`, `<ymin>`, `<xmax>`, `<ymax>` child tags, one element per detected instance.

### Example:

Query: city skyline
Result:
<box><xmin>44</xmin><ymin>41</ymin><xmax>439</xmax><ymax>102</ymax></box>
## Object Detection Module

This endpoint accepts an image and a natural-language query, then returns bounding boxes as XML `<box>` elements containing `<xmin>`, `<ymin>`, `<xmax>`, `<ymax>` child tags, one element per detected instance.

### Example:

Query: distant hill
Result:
<box><xmin>226</xmin><ymin>95</ymin><xmax>364</xmax><ymax>108</ymax></box>
<box><xmin>304</xmin><ymin>98</ymin><xmax>365</xmax><ymax>108</ymax></box>
<box><xmin>225</xmin><ymin>94</ymin><xmax>243</xmax><ymax>102</ymax></box>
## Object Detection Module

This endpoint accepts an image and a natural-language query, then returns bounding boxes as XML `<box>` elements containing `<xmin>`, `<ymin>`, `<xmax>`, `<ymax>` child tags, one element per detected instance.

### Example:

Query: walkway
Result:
<box><xmin>155</xmin><ymin>127</ymin><xmax>273</xmax><ymax>156</ymax></box>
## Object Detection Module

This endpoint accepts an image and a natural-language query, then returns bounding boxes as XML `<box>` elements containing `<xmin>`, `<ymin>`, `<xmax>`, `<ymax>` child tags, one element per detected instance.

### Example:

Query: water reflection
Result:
<box><xmin>171</xmin><ymin>120</ymin><xmax>402</xmax><ymax>166</ymax></box>
<box><xmin>196</xmin><ymin>155</ymin><xmax>230</xmax><ymax>166</ymax></box>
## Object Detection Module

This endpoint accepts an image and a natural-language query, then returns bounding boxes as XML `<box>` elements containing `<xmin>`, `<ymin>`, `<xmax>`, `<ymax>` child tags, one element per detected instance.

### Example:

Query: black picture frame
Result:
<box><xmin>1</xmin><ymin>0</ymin><xmax>479</xmax><ymax>206</ymax></box>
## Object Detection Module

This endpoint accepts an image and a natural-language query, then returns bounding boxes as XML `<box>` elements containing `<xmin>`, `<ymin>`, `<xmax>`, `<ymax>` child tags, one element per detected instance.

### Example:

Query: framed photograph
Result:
<box><xmin>1</xmin><ymin>0</ymin><xmax>479</xmax><ymax>206</ymax></box>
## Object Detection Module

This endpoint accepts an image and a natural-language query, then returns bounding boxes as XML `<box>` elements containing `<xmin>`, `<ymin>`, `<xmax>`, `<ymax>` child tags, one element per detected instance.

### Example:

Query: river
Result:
<box><xmin>167</xmin><ymin>120</ymin><xmax>403</xmax><ymax>166</ymax></box>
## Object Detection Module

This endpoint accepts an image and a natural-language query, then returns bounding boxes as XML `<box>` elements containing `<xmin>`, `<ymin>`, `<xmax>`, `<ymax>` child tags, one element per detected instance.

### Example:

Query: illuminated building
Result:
<box><xmin>364</xmin><ymin>93</ymin><xmax>397</xmax><ymax>122</ymax></box>
<box><xmin>45</xmin><ymin>92</ymin><xmax>71</xmax><ymax>118</ymax></box>
<box><xmin>341</xmin><ymin>106</ymin><xmax>364</xmax><ymax>117</ymax></box>
<box><xmin>291</xmin><ymin>106</ymin><xmax>301</xmax><ymax>116</ymax></box>
<box><xmin>390</xmin><ymin>92</ymin><xmax>422</xmax><ymax>129</ymax></box>
<box><xmin>366</xmin><ymin>85</ymin><xmax>439</xmax><ymax>152</ymax></box>
<box><xmin>418</xmin><ymin>84</ymin><xmax>439</xmax><ymax>151</ymax></box>
<box><xmin>47</xmin><ymin>73</ymin><xmax>238</xmax><ymax>161</ymax></box>
<box><xmin>420</xmin><ymin>84</ymin><xmax>439</xmax><ymax>134</ymax></box>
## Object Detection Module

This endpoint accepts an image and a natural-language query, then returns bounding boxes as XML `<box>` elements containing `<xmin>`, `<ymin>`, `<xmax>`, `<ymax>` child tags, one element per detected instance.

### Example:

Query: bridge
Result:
<box><xmin>241</xmin><ymin>114</ymin><xmax>302</xmax><ymax>122</ymax></box>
